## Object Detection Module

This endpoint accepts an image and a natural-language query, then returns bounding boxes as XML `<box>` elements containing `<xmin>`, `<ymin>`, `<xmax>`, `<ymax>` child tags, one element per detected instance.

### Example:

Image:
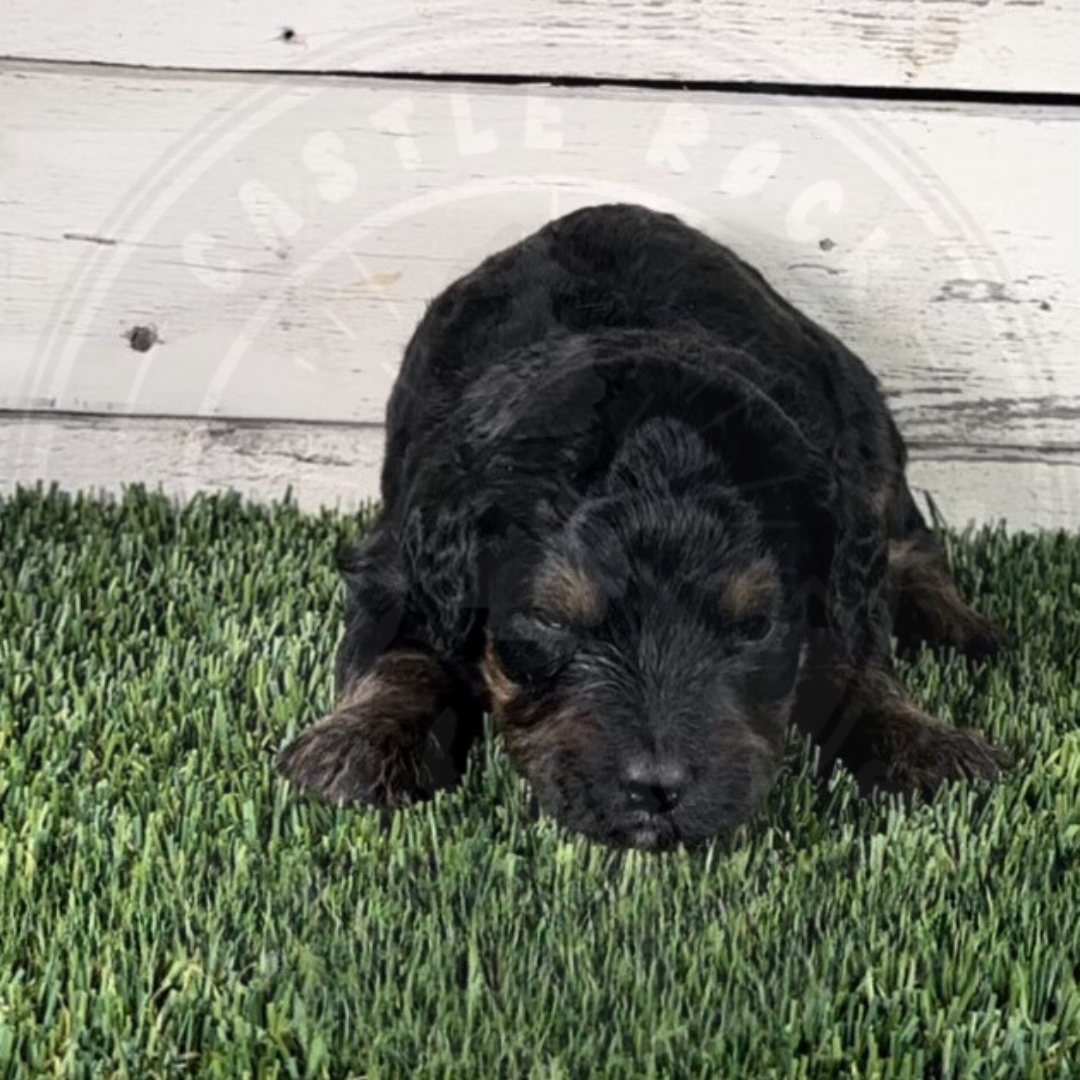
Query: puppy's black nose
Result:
<box><xmin>623</xmin><ymin>759</ymin><xmax>687</xmax><ymax>813</ymax></box>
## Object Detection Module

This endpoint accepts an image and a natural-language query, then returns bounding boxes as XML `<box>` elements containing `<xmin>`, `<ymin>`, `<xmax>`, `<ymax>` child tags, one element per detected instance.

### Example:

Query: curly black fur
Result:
<box><xmin>277</xmin><ymin>204</ymin><xmax>1010</xmax><ymax>851</ymax></box>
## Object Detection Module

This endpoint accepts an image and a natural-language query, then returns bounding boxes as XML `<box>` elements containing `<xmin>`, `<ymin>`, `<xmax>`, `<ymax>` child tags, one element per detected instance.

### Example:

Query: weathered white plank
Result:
<box><xmin>905</xmin><ymin>451</ymin><xmax>1080</xmax><ymax>533</ymax></box>
<box><xmin>0</xmin><ymin>414</ymin><xmax>385</xmax><ymax>512</ymax></box>
<box><xmin>2</xmin><ymin>414</ymin><xmax>1077</xmax><ymax>531</ymax></box>
<box><xmin>2</xmin><ymin>66</ymin><xmax>1076</xmax><ymax>453</ymax></box>
<box><xmin>5</xmin><ymin>0</ymin><xmax>1080</xmax><ymax>94</ymax></box>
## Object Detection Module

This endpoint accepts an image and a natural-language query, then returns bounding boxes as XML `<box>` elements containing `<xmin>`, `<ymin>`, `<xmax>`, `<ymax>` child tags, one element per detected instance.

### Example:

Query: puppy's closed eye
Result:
<box><xmin>492</xmin><ymin>612</ymin><xmax>579</xmax><ymax>687</ymax></box>
<box><xmin>733</xmin><ymin>612</ymin><xmax>775</xmax><ymax>644</ymax></box>
<box><xmin>524</xmin><ymin>610</ymin><xmax>574</xmax><ymax>635</ymax></box>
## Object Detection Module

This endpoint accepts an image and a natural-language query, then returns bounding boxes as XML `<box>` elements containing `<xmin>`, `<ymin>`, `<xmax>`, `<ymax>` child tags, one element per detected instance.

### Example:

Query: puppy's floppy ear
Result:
<box><xmin>400</xmin><ymin>499</ymin><xmax>485</xmax><ymax>657</ymax></box>
<box><xmin>336</xmin><ymin>494</ymin><xmax>488</xmax><ymax>690</ymax></box>
<box><xmin>756</xmin><ymin>453</ymin><xmax>889</xmax><ymax>666</ymax></box>
<box><xmin>334</xmin><ymin>521</ymin><xmax>410</xmax><ymax>692</ymax></box>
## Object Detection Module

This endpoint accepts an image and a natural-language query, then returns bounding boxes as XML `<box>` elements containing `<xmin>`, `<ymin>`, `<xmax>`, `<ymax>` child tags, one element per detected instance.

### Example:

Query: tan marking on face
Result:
<box><xmin>482</xmin><ymin>640</ymin><xmax>519</xmax><ymax>715</ymax></box>
<box><xmin>722</xmin><ymin>558</ymin><xmax>780</xmax><ymax>617</ymax></box>
<box><xmin>500</xmin><ymin>701</ymin><xmax>598</xmax><ymax>772</ymax></box>
<box><xmin>532</xmin><ymin>558</ymin><xmax>603</xmax><ymax>626</ymax></box>
<box><xmin>871</xmin><ymin>479</ymin><xmax>894</xmax><ymax>523</ymax></box>
<box><xmin>482</xmin><ymin>636</ymin><xmax>597</xmax><ymax>770</ymax></box>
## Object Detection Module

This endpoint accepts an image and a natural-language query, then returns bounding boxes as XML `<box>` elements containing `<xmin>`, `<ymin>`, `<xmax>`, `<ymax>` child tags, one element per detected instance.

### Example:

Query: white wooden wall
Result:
<box><xmin>2</xmin><ymin>1</ymin><xmax>1079</xmax><ymax>528</ymax></box>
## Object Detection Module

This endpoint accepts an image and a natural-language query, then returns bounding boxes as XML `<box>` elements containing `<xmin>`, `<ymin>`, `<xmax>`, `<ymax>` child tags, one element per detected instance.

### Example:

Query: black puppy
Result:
<box><xmin>277</xmin><ymin>204</ymin><xmax>1010</xmax><ymax>851</ymax></box>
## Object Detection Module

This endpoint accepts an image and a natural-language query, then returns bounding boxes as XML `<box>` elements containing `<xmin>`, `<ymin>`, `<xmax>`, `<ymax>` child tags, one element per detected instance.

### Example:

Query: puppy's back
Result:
<box><xmin>383</xmin><ymin>204</ymin><xmax>894</xmax><ymax>506</ymax></box>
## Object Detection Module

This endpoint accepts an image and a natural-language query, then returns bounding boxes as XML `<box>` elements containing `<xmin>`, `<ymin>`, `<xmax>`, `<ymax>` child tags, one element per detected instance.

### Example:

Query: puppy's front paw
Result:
<box><xmin>277</xmin><ymin>710</ymin><xmax>459</xmax><ymax>808</ymax></box>
<box><xmin>893</xmin><ymin>607</ymin><xmax>1014</xmax><ymax>664</ymax></box>
<box><xmin>862</xmin><ymin>723</ymin><xmax>1012</xmax><ymax>798</ymax></box>
<box><xmin>276</xmin><ymin>650</ymin><xmax>467</xmax><ymax>809</ymax></box>
<box><xmin>958</xmin><ymin>614</ymin><xmax>1015</xmax><ymax>663</ymax></box>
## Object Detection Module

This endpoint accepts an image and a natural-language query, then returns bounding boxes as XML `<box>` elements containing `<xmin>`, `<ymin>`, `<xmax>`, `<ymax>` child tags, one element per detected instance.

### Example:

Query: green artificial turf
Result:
<box><xmin>1</xmin><ymin>485</ymin><xmax>1079</xmax><ymax>1079</ymax></box>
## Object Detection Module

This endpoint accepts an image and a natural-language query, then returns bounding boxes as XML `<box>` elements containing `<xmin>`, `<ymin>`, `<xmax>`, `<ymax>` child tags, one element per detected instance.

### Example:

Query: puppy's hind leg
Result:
<box><xmin>887</xmin><ymin>486</ymin><xmax>1011</xmax><ymax>661</ymax></box>
<box><xmin>276</xmin><ymin>650</ymin><xmax>482</xmax><ymax>808</ymax></box>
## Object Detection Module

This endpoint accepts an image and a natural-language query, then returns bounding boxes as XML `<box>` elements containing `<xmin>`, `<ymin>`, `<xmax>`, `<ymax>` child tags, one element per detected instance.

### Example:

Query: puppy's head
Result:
<box><xmin>484</xmin><ymin>469</ymin><xmax>804</xmax><ymax>852</ymax></box>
